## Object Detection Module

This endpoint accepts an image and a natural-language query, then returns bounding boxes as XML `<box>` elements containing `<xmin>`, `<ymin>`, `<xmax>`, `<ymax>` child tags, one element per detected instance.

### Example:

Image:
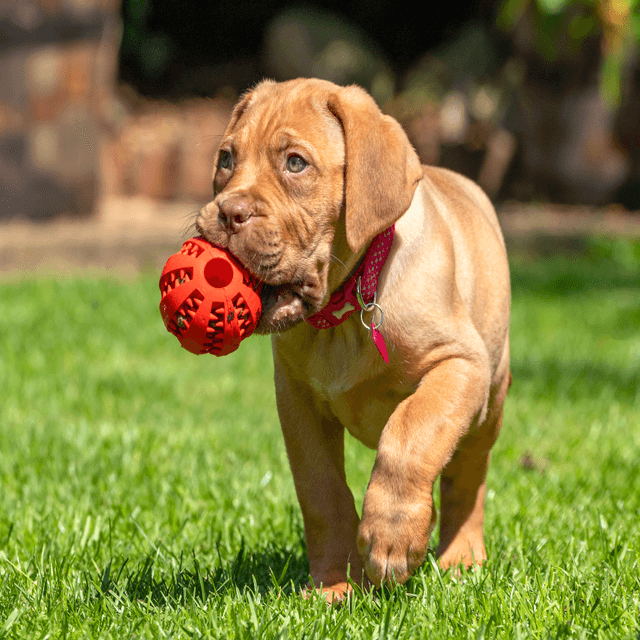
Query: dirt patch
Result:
<box><xmin>0</xmin><ymin>196</ymin><xmax>198</xmax><ymax>278</ymax></box>
<box><xmin>2</xmin><ymin>197</ymin><xmax>639</xmax><ymax>279</ymax></box>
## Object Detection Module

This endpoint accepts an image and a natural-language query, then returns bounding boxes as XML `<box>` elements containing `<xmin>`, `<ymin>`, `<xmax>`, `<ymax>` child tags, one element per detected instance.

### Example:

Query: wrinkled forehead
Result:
<box><xmin>229</xmin><ymin>82</ymin><xmax>344</xmax><ymax>151</ymax></box>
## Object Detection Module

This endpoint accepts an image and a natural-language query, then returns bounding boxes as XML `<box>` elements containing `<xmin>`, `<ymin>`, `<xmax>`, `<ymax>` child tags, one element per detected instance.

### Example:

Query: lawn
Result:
<box><xmin>0</xmin><ymin>237</ymin><xmax>639</xmax><ymax>639</ymax></box>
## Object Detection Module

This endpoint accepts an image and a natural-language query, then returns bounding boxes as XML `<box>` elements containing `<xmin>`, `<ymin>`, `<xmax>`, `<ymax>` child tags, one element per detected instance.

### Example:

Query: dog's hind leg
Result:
<box><xmin>436</xmin><ymin>368</ymin><xmax>510</xmax><ymax>570</ymax></box>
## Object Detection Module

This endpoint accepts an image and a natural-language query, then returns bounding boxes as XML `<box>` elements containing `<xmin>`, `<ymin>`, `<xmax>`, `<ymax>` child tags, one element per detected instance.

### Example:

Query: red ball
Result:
<box><xmin>159</xmin><ymin>237</ymin><xmax>263</xmax><ymax>356</ymax></box>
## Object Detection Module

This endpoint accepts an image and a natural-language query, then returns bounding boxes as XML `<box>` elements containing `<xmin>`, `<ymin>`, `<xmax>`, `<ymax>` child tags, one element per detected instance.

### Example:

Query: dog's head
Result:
<box><xmin>196</xmin><ymin>78</ymin><xmax>422</xmax><ymax>333</ymax></box>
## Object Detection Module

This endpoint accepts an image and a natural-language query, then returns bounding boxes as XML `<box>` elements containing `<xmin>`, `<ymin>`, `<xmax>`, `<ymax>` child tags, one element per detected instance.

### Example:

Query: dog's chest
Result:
<box><xmin>304</xmin><ymin>329</ymin><xmax>411</xmax><ymax>448</ymax></box>
<box><xmin>318</xmin><ymin>381</ymin><xmax>407</xmax><ymax>448</ymax></box>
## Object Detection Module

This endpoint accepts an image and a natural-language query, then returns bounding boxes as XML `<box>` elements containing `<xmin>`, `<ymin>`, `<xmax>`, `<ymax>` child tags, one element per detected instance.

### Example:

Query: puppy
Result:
<box><xmin>196</xmin><ymin>78</ymin><xmax>511</xmax><ymax>600</ymax></box>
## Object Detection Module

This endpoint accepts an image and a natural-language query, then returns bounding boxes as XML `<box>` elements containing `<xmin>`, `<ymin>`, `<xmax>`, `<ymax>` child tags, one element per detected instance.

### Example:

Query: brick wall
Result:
<box><xmin>0</xmin><ymin>0</ymin><xmax>121</xmax><ymax>220</ymax></box>
<box><xmin>101</xmin><ymin>97</ymin><xmax>232</xmax><ymax>203</ymax></box>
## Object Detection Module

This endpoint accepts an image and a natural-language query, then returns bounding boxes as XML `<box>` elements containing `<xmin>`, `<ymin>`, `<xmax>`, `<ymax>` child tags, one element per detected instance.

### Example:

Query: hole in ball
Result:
<box><xmin>204</xmin><ymin>257</ymin><xmax>234</xmax><ymax>288</ymax></box>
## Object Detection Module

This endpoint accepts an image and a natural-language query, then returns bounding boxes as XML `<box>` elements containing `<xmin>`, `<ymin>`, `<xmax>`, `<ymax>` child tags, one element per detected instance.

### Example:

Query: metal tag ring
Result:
<box><xmin>360</xmin><ymin>302</ymin><xmax>384</xmax><ymax>331</ymax></box>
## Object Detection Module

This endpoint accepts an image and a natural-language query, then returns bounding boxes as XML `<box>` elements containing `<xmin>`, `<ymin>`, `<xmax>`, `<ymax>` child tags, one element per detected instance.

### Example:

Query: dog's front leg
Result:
<box><xmin>273</xmin><ymin>360</ymin><xmax>364</xmax><ymax>600</ymax></box>
<box><xmin>357</xmin><ymin>356</ymin><xmax>490</xmax><ymax>586</ymax></box>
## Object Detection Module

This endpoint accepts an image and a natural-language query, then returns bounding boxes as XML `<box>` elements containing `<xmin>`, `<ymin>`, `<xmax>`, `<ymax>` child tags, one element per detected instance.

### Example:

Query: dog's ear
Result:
<box><xmin>214</xmin><ymin>81</ymin><xmax>276</xmax><ymax>182</ymax></box>
<box><xmin>223</xmin><ymin>79</ymin><xmax>279</xmax><ymax>136</ymax></box>
<box><xmin>327</xmin><ymin>85</ymin><xmax>423</xmax><ymax>253</ymax></box>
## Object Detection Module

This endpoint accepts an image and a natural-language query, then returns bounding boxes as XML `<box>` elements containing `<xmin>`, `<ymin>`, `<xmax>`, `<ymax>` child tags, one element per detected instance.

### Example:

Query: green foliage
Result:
<box><xmin>497</xmin><ymin>0</ymin><xmax>640</xmax><ymax>105</ymax></box>
<box><xmin>0</xmin><ymin>241</ymin><xmax>639</xmax><ymax>637</ymax></box>
<box><xmin>120</xmin><ymin>0</ymin><xmax>173</xmax><ymax>78</ymax></box>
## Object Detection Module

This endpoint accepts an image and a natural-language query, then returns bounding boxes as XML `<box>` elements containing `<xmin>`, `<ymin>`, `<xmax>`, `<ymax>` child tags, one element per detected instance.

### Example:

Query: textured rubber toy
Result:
<box><xmin>159</xmin><ymin>237</ymin><xmax>262</xmax><ymax>356</ymax></box>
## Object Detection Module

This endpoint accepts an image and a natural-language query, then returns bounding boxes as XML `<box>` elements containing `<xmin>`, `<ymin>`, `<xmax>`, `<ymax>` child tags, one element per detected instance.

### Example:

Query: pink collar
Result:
<box><xmin>306</xmin><ymin>225</ymin><xmax>394</xmax><ymax>330</ymax></box>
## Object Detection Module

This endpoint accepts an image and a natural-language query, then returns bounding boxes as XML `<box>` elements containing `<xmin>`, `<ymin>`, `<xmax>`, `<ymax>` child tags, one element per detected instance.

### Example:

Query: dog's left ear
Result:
<box><xmin>328</xmin><ymin>85</ymin><xmax>423</xmax><ymax>253</ymax></box>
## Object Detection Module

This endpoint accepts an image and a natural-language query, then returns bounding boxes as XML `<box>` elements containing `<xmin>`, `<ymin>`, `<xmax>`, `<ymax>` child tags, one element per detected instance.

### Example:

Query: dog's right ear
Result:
<box><xmin>224</xmin><ymin>85</ymin><xmax>259</xmax><ymax>134</ymax></box>
<box><xmin>224</xmin><ymin>79</ymin><xmax>278</xmax><ymax>135</ymax></box>
<box><xmin>327</xmin><ymin>85</ymin><xmax>423</xmax><ymax>253</ymax></box>
<box><xmin>225</xmin><ymin>95</ymin><xmax>251</xmax><ymax>132</ymax></box>
<box><xmin>214</xmin><ymin>81</ymin><xmax>275</xmax><ymax>184</ymax></box>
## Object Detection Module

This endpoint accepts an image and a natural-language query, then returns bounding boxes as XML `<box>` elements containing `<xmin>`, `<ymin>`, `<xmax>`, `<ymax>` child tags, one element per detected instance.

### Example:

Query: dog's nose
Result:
<box><xmin>218</xmin><ymin>196</ymin><xmax>254</xmax><ymax>234</ymax></box>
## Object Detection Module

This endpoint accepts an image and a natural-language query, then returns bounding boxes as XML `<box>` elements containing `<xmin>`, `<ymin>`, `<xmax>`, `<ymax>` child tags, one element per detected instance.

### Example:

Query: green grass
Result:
<box><xmin>0</xmin><ymin>237</ymin><xmax>639</xmax><ymax>638</ymax></box>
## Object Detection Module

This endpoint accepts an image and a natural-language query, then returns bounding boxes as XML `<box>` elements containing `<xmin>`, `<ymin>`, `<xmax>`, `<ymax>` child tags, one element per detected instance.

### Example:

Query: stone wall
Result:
<box><xmin>0</xmin><ymin>0</ymin><xmax>121</xmax><ymax>220</ymax></box>
<box><xmin>100</xmin><ymin>96</ymin><xmax>232</xmax><ymax>204</ymax></box>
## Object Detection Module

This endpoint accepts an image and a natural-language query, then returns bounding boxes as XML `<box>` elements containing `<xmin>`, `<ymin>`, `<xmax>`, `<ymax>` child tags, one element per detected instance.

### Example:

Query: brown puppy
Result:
<box><xmin>196</xmin><ymin>78</ymin><xmax>511</xmax><ymax>600</ymax></box>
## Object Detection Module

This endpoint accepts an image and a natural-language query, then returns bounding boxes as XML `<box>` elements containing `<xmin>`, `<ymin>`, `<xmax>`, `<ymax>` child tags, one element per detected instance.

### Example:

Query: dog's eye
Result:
<box><xmin>218</xmin><ymin>150</ymin><xmax>233</xmax><ymax>170</ymax></box>
<box><xmin>286</xmin><ymin>154</ymin><xmax>307</xmax><ymax>173</ymax></box>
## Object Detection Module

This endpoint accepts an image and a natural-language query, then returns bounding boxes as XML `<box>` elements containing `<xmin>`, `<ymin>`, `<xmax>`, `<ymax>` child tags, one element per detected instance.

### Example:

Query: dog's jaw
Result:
<box><xmin>256</xmin><ymin>283</ymin><xmax>309</xmax><ymax>334</ymax></box>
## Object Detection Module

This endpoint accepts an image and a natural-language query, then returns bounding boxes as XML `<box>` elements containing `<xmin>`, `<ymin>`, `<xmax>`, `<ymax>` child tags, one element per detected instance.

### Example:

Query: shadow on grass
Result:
<box><xmin>94</xmin><ymin>541</ymin><xmax>310</xmax><ymax>608</ymax></box>
<box><xmin>510</xmin><ymin>255</ymin><xmax>640</xmax><ymax>298</ymax></box>
<box><xmin>511</xmin><ymin>357</ymin><xmax>640</xmax><ymax>405</ymax></box>
<box><xmin>507</xmin><ymin>236</ymin><xmax>640</xmax><ymax>298</ymax></box>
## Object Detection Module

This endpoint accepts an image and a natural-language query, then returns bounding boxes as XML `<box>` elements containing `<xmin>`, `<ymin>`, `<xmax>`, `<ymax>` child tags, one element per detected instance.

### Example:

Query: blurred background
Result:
<box><xmin>1</xmin><ymin>0</ymin><xmax>640</xmax><ymax>272</ymax></box>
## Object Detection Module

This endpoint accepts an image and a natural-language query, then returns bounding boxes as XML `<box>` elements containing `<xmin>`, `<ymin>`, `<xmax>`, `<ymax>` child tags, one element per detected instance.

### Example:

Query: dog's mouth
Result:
<box><xmin>194</xmin><ymin>223</ymin><xmax>323</xmax><ymax>334</ymax></box>
<box><xmin>255</xmin><ymin>281</ymin><xmax>313</xmax><ymax>334</ymax></box>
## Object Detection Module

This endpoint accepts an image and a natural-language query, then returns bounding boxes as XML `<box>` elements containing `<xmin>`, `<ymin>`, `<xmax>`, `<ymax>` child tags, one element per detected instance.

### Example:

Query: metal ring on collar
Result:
<box><xmin>356</xmin><ymin>277</ymin><xmax>384</xmax><ymax>330</ymax></box>
<box><xmin>360</xmin><ymin>300</ymin><xmax>384</xmax><ymax>330</ymax></box>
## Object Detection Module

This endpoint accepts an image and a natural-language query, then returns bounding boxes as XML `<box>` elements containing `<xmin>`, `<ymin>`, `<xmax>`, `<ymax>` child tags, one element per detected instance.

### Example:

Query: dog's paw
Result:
<box><xmin>437</xmin><ymin>535</ymin><xmax>487</xmax><ymax>572</ymax></box>
<box><xmin>303</xmin><ymin>574</ymin><xmax>371</xmax><ymax>605</ymax></box>
<box><xmin>302</xmin><ymin>582</ymin><xmax>352</xmax><ymax>605</ymax></box>
<box><xmin>357</xmin><ymin>506</ymin><xmax>435</xmax><ymax>586</ymax></box>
